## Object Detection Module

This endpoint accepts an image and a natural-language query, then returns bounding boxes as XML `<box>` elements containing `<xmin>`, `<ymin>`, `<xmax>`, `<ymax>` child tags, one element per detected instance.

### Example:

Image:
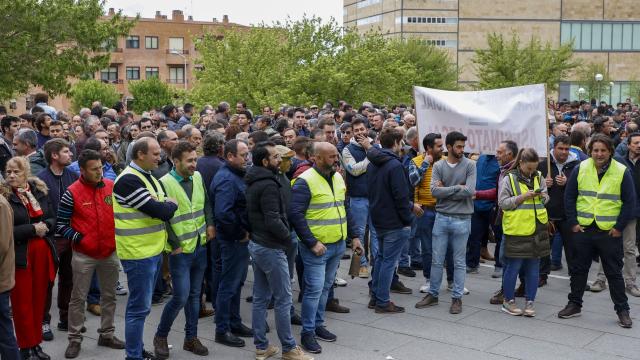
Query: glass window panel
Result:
<box><xmin>622</xmin><ymin>24</ymin><xmax>633</xmax><ymax>50</ymax></box>
<box><xmin>634</xmin><ymin>24</ymin><xmax>640</xmax><ymax>50</ymax></box>
<box><xmin>571</xmin><ymin>23</ymin><xmax>581</xmax><ymax>49</ymax></box>
<box><xmin>561</xmin><ymin>23</ymin><xmax>571</xmax><ymax>45</ymax></box>
<box><xmin>169</xmin><ymin>37</ymin><xmax>184</xmax><ymax>51</ymax></box>
<box><xmin>580</xmin><ymin>23</ymin><xmax>591</xmax><ymax>50</ymax></box>
<box><xmin>592</xmin><ymin>23</ymin><xmax>602</xmax><ymax>50</ymax></box>
<box><xmin>602</xmin><ymin>23</ymin><xmax>612</xmax><ymax>50</ymax></box>
<box><xmin>612</xmin><ymin>24</ymin><xmax>623</xmax><ymax>50</ymax></box>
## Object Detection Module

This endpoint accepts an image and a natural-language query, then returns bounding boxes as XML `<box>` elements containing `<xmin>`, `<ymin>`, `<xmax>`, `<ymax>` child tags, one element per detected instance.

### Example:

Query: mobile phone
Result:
<box><xmin>534</xmin><ymin>188</ymin><xmax>542</xmax><ymax>193</ymax></box>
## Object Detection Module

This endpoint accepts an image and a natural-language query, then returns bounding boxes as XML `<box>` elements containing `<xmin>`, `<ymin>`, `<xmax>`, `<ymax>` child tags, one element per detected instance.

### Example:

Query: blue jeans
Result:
<box><xmin>249</xmin><ymin>242</ymin><xmax>297</xmax><ymax>353</ymax></box>
<box><xmin>0</xmin><ymin>291</ymin><xmax>19</xmax><ymax>360</ymax></box>
<box><xmin>503</xmin><ymin>257</ymin><xmax>540</xmax><ymax>301</ymax></box>
<box><xmin>466</xmin><ymin>209</ymin><xmax>493</xmax><ymax>269</ymax></box>
<box><xmin>429</xmin><ymin>213</ymin><xmax>471</xmax><ymax>299</ymax></box>
<box><xmin>299</xmin><ymin>240</ymin><xmax>346</xmax><ymax>335</ymax></box>
<box><xmin>372</xmin><ymin>227</ymin><xmax>411</xmax><ymax>307</ymax></box>
<box><xmin>215</xmin><ymin>240</ymin><xmax>249</xmax><ymax>334</ymax></box>
<box><xmin>156</xmin><ymin>246</ymin><xmax>207</xmax><ymax>340</ymax></box>
<box><xmin>349</xmin><ymin>197</ymin><xmax>378</xmax><ymax>267</ymax></box>
<box><xmin>121</xmin><ymin>255</ymin><xmax>162</xmax><ymax>360</ymax></box>
<box><xmin>416</xmin><ymin>209</ymin><xmax>453</xmax><ymax>281</ymax></box>
<box><xmin>551</xmin><ymin>232</ymin><xmax>563</xmax><ymax>266</ymax></box>
<box><xmin>399</xmin><ymin>219</ymin><xmax>418</xmax><ymax>268</ymax></box>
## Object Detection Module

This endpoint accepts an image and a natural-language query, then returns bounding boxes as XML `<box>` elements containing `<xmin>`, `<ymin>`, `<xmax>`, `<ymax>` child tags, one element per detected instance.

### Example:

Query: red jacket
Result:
<box><xmin>68</xmin><ymin>178</ymin><xmax>116</xmax><ymax>259</ymax></box>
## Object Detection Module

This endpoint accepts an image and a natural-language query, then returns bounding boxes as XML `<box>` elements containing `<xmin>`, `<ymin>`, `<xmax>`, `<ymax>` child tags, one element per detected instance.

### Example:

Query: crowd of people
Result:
<box><xmin>0</xmin><ymin>93</ymin><xmax>638</xmax><ymax>360</ymax></box>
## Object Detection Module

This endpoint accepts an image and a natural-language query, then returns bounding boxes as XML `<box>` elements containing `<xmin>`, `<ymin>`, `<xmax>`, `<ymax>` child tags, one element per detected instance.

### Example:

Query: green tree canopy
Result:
<box><xmin>0</xmin><ymin>0</ymin><xmax>136</xmax><ymax>100</ymax></box>
<box><xmin>191</xmin><ymin>17</ymin><xmax>458</xmax><ymax>111</ymax></box>
<box><xmin>128</xmin><ymin>77</ymin><xmax>176</xmax><ymax>113</ymax></box>
<box><xmin>68</xmin><ymin>80</ymin><xmax>121</xmax><ymax>113</ymax></box>
<box><xmin>473</xmin><ymin>33</ymin><xmax>580</xmax><ymax>91</ymax></box>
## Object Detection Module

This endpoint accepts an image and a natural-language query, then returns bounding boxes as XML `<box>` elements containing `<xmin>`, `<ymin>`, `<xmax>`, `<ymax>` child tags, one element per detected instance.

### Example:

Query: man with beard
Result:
<box><xmin>290</xmin><ymin>142</ymin><xmax>361</xmax><ymax>354</ymax></box>
<box><xmin>245</xmin><ymin>142</ymin><xmax>313</xmax><ymax>360</ymax></box>
<box><xmin>162</xmin><ymin>105</ymin><xmax>179</xmax><ymax>131</ymax></box>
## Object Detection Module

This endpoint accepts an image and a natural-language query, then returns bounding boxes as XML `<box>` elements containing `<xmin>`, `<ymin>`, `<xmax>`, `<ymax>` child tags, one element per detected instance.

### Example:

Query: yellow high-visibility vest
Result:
<box><xmin>576</xmin><ymin>158</ymin><xmax>625</xmax><ymax>230</ymax></box>
<box><xmin>502</xmin><ymin>172</ymin><xmax>548</xmax><ymax>236</ymax></box>
<box><xmin>160</xmin><ymin>171</ymin><xmax>206</xmax><ymax>253</ymax></box>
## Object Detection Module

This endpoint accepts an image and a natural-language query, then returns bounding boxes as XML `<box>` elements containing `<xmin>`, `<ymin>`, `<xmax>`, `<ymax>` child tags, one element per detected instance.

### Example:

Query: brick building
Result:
<box><xmin>344</xmin><ymin>0</ymin><xmax>640</xmax><ymax>103</ymax></box>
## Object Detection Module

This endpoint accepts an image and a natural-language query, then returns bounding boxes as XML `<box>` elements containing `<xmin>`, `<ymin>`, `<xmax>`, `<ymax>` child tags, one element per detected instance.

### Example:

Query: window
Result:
<box><xmin>356</xmin><ymin>0</ymin><xmax>380</xmax><ymax>8</ymax></box>
<box><xmin>169</xmin><ymin>37</ymin><xmax>184</xmax><ymax>53</ymax></box>
<box><xmin>126</xmin><ymin>35</ymin><xmax>139</xmax><ymax>49</ymax></box>
<box><xmin>169</xmin><ymin>67</ymin><xmax>184</xmax><ymax>83</ymax></box>
<box><xmin>100</xmin><ymin>66</ymin><xmax>118</xmax><ymax>82</ymax></box>
<box><xmin>145</xmin><ymin>67</ymin><xmax>159</xmax><ymax>79</ymax></box>
<box><xmin>356</xmin><ymin>15</ymin><xmax>381</xmax><ymax>26</ymax></box>
<box><xmin>145</xmin><ymin>36</ymin><xmax>158</xmax><ymax>49</ymax></box>
<box><xmin>561</xmin><ymin>21</ymin><xmax>640</xmax><ymax>51</ymax></box>
<box><xmin>126</xmin><ymin>66</ymin><xmax>140</xmax><ymax>80</ymax></box>
<box><xmin>404</xmin><ymin>16</ymin><xmax>456</xmax><ymax>25</ymax></box>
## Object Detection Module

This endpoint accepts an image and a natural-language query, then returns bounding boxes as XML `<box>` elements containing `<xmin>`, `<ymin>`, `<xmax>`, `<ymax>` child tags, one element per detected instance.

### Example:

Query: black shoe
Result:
<box><xmin>325</xmin><ymin>298</ymin><xmax>350</xmax><ymax>313</ymax></box>
<box><xmin>301</xmin><ymin>332</ymin><xmax>321</xmax><ymax>354</ymax></box>
<box><xmin>230</xmin><ymin>323</ymin><xmax>254</xmax><ymax>338</ymax></box>
<box><xmin>558</xmin><ymin>303</ymin><xmax>582</xmax><ymax>319</ymax></box>
<box><xmin>410</xmin><ymin>262</ymin><xmax>423</xmax><ymax>270</ymax></box>
<box><xmin>41</xmin><ymin>323</ymin><xmax>53</xmax><ymax>341</ymax></box>
<box><xmin>215</xmin><ymin>332</ymin><xmax>245</xmax><ymax>347</ymax></box>
<box><xmin>398</xmin><ymin>267</ymin><xmax>416</xmax><ymax>277</ymax></box>
<box><xmin>390</xmin><ymin>280</ymin><xmax>413</xmax><ymax>294</ymax></box>
<box><xmin>367</xmin><ymin>297</ymin><xmax>376</xmax><ymax>309</ymax></box>
<box><xmin>375</xmin><ymin>302</ymin><xmax>405</xmax><ymax>314</ymax></box>
<box><xmin>32</xmin><ymin>345</ymin><xmax>50</xmax><ymax>360</ymax></box>
<box><xmin>142</xmin><ymin>349</ymin><xmax>157</xmax><ymax>360</ymax></box>
<box><xmin>550</xmin><ymin>263</ymin><xmax>563</xmax><ymax>271</ymax></box>
<box><xmin>291</xmin><ymin>313</ymin><xmax>303</xmax><ymax>325</ymax></box>
<box><xmin>315</xmin><ymin>326</ymin><xmax>337</xmax><ymax>342</ymax></box>
<box><xmin>618</xmin><ymin>310</ymin><xmax>633</xmax><ymax>328</ymax></box>
<box><xmin>20</xmin><ymin>348</ymin><xmax>38</xmax><ymax>360</ymax></box>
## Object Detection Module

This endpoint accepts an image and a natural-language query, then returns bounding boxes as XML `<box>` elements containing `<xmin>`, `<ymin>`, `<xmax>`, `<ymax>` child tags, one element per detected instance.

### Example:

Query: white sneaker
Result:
<box><xmin>420</xmin><ymin>280</ymin><xmax>431</xmax><ymax>293</ymax></box>
<box><xmin>116</xmin><ymin>282</ymin><xmax>128</xmax><ymax>296</ymax></box>
<box><xmin>334</xmin><ymin>277</ymin><xmax>347</xmax><ymax>287</ymax></box>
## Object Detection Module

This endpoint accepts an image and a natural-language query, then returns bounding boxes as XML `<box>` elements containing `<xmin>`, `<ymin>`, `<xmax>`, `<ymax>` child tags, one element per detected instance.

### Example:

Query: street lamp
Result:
<box><xmin>170</xmin><ymin>50</ymin><xmax>188</xmax><ymax>90</ymax></box>
<box><xmin>595</xmin><ymin>73</ymin><xmax>603</xmax><ymax>104</ymax></box>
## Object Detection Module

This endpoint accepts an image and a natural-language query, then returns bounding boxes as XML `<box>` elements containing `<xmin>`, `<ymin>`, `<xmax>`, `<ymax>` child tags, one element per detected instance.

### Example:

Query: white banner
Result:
<box><xmin>414</xmin><ymin>84</ymin><xmax>548</xmax><ymax>156</ymax></box>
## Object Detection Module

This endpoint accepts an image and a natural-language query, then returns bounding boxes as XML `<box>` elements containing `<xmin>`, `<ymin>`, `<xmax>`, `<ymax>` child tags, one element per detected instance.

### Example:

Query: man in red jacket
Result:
<box><xmin>55</xmin><ymin>149</ymin><xmax>125</xmax><ymax>359</ymax></box>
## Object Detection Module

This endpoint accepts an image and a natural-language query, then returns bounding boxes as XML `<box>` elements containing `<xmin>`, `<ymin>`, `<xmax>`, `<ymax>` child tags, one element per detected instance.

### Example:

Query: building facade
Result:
<box><xmin>344</xmin><ymin>0</ymin><xmax>640</xmax><ymax>103</ymax></box>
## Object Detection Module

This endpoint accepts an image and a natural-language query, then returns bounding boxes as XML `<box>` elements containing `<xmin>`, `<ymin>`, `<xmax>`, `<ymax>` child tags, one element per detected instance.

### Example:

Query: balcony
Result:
<box><xmin>166</xmin><ymin>49</ymin><xmax>190</xmax><ymax>55</ymax></box>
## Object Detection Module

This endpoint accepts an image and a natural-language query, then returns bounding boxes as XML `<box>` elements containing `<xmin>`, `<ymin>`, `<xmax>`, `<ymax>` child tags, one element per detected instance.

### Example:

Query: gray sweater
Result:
<box><xmin>430</xmin><ymin>157</ymin><xmax>476</xmax><ymax>216</ymax></box>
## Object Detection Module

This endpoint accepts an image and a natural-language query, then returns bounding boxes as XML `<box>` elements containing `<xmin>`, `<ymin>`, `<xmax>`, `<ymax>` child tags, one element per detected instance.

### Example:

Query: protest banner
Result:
<box><xmin>414</xmin><ymin>84</ymin><xmax>548</xmax><ymax>157</ymax></box>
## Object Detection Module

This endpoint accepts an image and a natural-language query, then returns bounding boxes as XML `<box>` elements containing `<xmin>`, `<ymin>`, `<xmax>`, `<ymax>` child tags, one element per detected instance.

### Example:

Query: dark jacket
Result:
<box><xmin>614</xmin><ymin>154</ymin><xmax>640</xmax><ymax>218</ymax></box>
<box><xmin>538</xmin><ymin>153</ymin><xmax>580</xmax><ymax>220</ymax></box>
<box><xmin>474</xmin><ymin>155</ymin><xmax>500</xmax><ymax>212</ymax></box>
<box><xmin>211</xmin><ymin>163</ymin><xmax>250</xmax><ymax>241</ymax></box>
<box><xmin>0</xmin><ymin>136</ymin><xmax>12</xmax><ymax>175</ymax></box>
<box><xmin>245</xmin><ymin>166</ymin><xmax>290</xmax><ymax>250</ymax></box>
<box><xmin>37</xmin><ymin>167</ymin><xmax>79</xmax><ymax>214</ymax></box>
<box><xmin>152</xmin><ymin>152</ymin><xmax>173</xmax><ymax>179</ymax></box>
<box><xmin>28</xmin><ymin>150</ymin><xmax>47</xmax><ymax>176</ymax></box>
<box><xmin>366</xmin><ymin>147</ymin><xmax>414</xmax><ymax>231</ymax></box>
<box><xmin>504</xmin><ymin>223</ymin><xmax>550</xmax><ymax>259</ymax></box>
<box><xmin>6</xmin><ymin>179</ymin><xmax>58</xmax><ymax>268</ymax></box>
<box><xmin>197</xmin><ymin>155</ymin><xmax>225</xmax><ymax>191</ymax></box>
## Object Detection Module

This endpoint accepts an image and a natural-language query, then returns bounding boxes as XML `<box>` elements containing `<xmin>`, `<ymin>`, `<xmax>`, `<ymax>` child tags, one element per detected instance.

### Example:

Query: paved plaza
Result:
<box><xmin>44</xmin><ymin>245</ymin><xmax>640</xmax><ymax>360</ymax></box>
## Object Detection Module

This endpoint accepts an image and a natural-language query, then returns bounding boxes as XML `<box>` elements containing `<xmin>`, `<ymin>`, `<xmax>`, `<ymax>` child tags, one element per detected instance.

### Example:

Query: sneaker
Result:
<box><xmin>282</xmin><ymin>345</ymin><xmax>314</xmax><ymax>360</ymax></box>
<box><xmin>626</xmin><ymin>284</ymin><xmax>640</xmax><ymax>297</ymax></box>
<box><xmin>501</xmin><ymin>300</ymin><xmax>523</xmax><ymax>316</ymax></box>
<box><xmin>523</xmin><ymin>301</ymin><xmax>536</xmax><ymax>317</ymax></box>
<box><xmin>153</xmin><ymin>336</ymin><xmax>169</xmax><ymax>360</ymax></box>
<box><xmin>558</xmin><ymin>303</ymin><xmax>582</xmax><ymax>319</ymax></box>
<box><xmin>398</xmin><ymin>267</ymin><xmax>416</xmax><ymax>277</ymax></box>
<box><xmin>142</xmin><ymin>349</ymin><xmax>157</xmax><ymax>360</ymax></box>
<box><xmin>374</xmin><ymin>302</ymin><xmax>405</xmax><ymax>314</ymax></box>
<box><xmin>492</xmin><ymin>267</ymin><xmax>502</xmax><ymax>279</ymax></box>
<box><xmin>419</xmin><ymin>280</ymin><xmax>431</xmax><ymax>293</ymax></box>
<box><xmin>390</xmin><ymin>280</ymin><xmax>412</xmax><ymax>294</ymax></box>
<box><xmin>87</xmin><ymin>303</ymin><xmax>101</xmax><ymax>316</ymax></box>
<box><xmin>445</xmin><ymin>282</ymin><xmax>470</xmax><ymax>295</ymax></box>
<box><xmin>65</xmin><ymin>341</ymin><xmax>81</xmax><ymax>359</ymax></box>
<box><xmin>42</xmin><ymin>323</ymin><xmax>53</xmax><ymax>341</ymax></box>
<box><xmin>115</xmin><ymin>282</ymin><xmax>128</xmax><ymax>296</ymax></box>
<box><xmin>314</xmin><ymin>326</ymin><xmax>337</xmax><ymax>342</ymax></box>
<box><xmin>300</xmin><ymin>333</ymin><xmax>321</xmax><ymax>354</ymax></box>
<box><xmin>325</xmin><ymin>298</ymin><xmax>350</xmax><ymax>313</ymax></box>
<box><xmin>256</xmin><ymin>344</ymin><xmax>279</xmax><ymax>360</ymax></box>
<box><xmin>550</xmin><ymin>263</ymin><xmax>563</xmax><ymax>271</ymax></box>
<box><xmin>617</xmin><ymin>310</ymin><xmax>633</xmax><ymax>328</ymax></box>
<box><xmin>358</xmin><ymin>266</ymin><xmax>369</xmax><ymax>279</ymax></box>
<box><xmin>489</xmin><ymin>289</ymin><xmax>504</xmax><ymax>305</ymax></box>
<box><xmin>449</xmin><ymin>298</ymin><xmax>463</xmax><ymax>314</ymax></box>
<box><xmin>183</xmin><ymin>337</ymin><xmax>208</xmax><ymax>356</ymax></box>
<box><xmin>466</xmin><ymin>267</ymin><xmax>479</xmax><ymax>274</ymax></box>
<box><xmin>334</xmin><ymin>277</ymin><xmax>347</xmax><ymax>287</ymax></box>
<box><xmin>589</xmin><ymin>279</ymin><xmax>607</xmax><ymax>292</ymax></box>
<box><xmin>415</xmin><ymin>294</ymin><xmax>438</xmax><ymax>308</ymax></box>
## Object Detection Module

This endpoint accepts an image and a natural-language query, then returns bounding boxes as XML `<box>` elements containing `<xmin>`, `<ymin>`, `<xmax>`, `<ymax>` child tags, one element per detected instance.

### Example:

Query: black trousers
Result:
<box><xmin>568</xmin><ymin>227</ymin><xmax>629</xmax><ymax>313</ymax></box>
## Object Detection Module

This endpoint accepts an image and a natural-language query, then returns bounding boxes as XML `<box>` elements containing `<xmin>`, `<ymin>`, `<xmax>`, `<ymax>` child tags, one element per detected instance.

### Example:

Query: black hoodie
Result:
<box><xmin>245</xmin><ymin>165</ymin><xmax>291</xmax><ymax>250</ymax></box>
<box><xmin>366</xmin><ymin>147</ymin><xmax>414</xmax><ymax>231</ymax></box>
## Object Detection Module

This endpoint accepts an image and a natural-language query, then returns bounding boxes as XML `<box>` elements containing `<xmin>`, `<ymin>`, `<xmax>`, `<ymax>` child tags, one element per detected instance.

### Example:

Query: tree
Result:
<box><xmin>575</xmin><ymin>63</ymin><xmax>611</xmax><ymax>103</ymax></box>
<box><xmin>128</xmin><ymin>77</ymin><xmax>176</xmax><ymax>113</ymax></box>
<box><xmin>68</xmin><ymin>80</ymin><xmax>121</xmax><ymax>113</ymax></box>
<box><xmin>0</xmin><ymin>0</ymin><xmax>136</xmax><ymax>100</ymax></box>
<box><xmin>473</xmin><ymin>33</ymin><xmax>580</xmax><ymax>91</ymax></box>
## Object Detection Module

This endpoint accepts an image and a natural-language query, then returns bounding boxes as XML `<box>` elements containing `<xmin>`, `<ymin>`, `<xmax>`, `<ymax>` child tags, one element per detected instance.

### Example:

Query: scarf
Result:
<box><xmin>14</xmin><ymin>183</ymin><xmax>43</xmax><ymax>219</ymax></box>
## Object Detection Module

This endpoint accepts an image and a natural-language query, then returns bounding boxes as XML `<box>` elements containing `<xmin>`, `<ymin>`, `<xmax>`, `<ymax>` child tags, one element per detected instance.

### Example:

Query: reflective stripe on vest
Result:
<box><xmin>576</xmin><ymin>158</ymin><xmax>625</xmax><ymax>230</ymax></box>
<box><xmin>502</xmin><ymin>172</ymin><xmax>548</xmax><ymax>236</ymax></box>
<box><xmin>160</xmin><ymin>171</ymin><xmax>207</xmax><ymax>253</ymax></box>
<box><xmin>113</xmin><ymin>166</ymin><xmax>167</xmax><ymax>260</ymax></box>
<box><xmin>296</xmin><ymin>168</ymin><xmax>347</xmax><ymax>244</ymax></box>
